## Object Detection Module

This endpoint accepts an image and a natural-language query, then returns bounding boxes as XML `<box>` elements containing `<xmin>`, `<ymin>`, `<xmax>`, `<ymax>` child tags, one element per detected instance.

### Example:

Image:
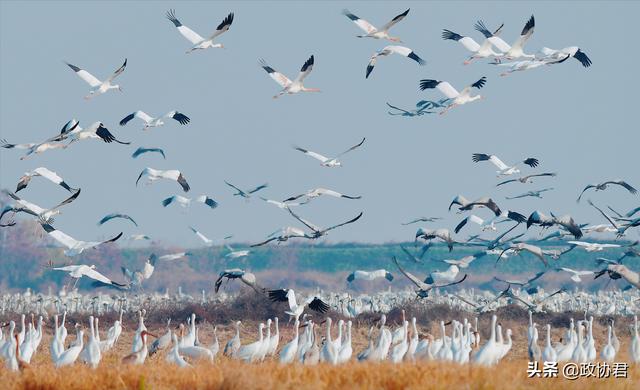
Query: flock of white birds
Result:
<box><xmin>0</xmin><ymin>5</ymin><xmax>639</xmax><ymax>373</ymax></box>
<box><xmin>1</xmin><ymin>301</ymin><xmax>640</xmax><ymax>369</ymax></box>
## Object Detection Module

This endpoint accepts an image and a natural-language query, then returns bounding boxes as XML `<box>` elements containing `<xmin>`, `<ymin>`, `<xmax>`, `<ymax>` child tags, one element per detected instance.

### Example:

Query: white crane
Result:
<box><xmin>472</xmin><ymin>153</ymin><xmax>539</xmax><ymax>176</ymax></box>
<box><xmin>473</xmin><ymin>315</ymin><xmax>499</xmax><ymax>366</ymax></box>
<box><xmin>496</xmin><ymin>172</ymin><xmax>557</xmax><ymax>186</ymax></box>
<box><xmin>392</xmin><ymin>256</ymin><xmax>468</xmax><ymax>298</ymax></box>
<box><xmin>287</xmin><ymin>208</ymin><xmax>363</xmax><ymax>240</ymax></box>
<box><xmin>488</xmin><ymin>15</ymin><xmax>535</xmax><ymax>60</ymax></box>
<box><xmin>39</xmin><ymin>221</ymin><xmax>122</xmax><ymax>257</ymax></box>
<box><xmin>260</xmin><ymin>55</ymin><xmax>320</xmax><ymax>98</ymax></box>
<box><xmin>259</xmin><ymin>197</ymin><xmax>308</xmax><ymax>209</ymax></box>
<box><xmin>346</xmin><ymin>270</ymin><xmax>393</xmax><ymax>283</ymax></box>
<box><xmin>449</xmin><ymin>195</ymin><xmax>503</xmax><ymax>216</ymax></box>
<box><xmin>48</xmin><ymin>120</ymin><xmax>130</xmax><ymax>145</ymax></box>
<box><xmin>166</xmin><ymin>9</ymin><xmax>233</xmax><ymax>53</ymax></box>
<box><xmin>225</xmin><ymin>245</ymin><xmax>250</xmax><ymax>259</ymax></box>
<box><xmin>214</xmin><ymin>269</ymin><xmax>262</xmax><ymax>293</ymax></box>
<box><xmin>453</xmin><ymin>212</ymin><xmax>525</xmax><ymax>234</ymax></box>
<box><xmin>119</xmin><ymin>110</ymin><xmax>190</xmax><ymax>130</ymax></box>
<box><xmin>53</xmin><ymin>264</ymin><xmax>127</xmax><ymax>288</ymax></box>
<box><xmin>577</xmin><ymin>180</ymin><xmax>637</xmax><ymax>202</ymax></box>
<box><xmin>251</xmin><ymin>226</ymin><xmax>309</xmax><ymax>247</ymax></box>
<box><xmin>166</xmin><ymin>332</ymin><xmax>190</xmax><ymax>367</ymax></box>
<box><xmin>15</xmin><ymin>167</ymin><xmax>76</xmax><ymax>193</ymax></box>
<box><xmin>491</xmin><ymin>58</ymin><xmax>549</xmax><ymax>76</ymax></box>
<box><xmin>505</xmin><ymin>188</ymin><xmax>554</xmax><ymax>199</ymax></box>
<box><xmin>567</xmin><ymin>241</ymin><xmax>621</xmax><ymax>252</ymax></box>
<box><xmin>415</xmin><ymin>228</ymin><xmax>456</xmax><ymax>251</ymax></box>
<box><xmin>224</xmin><ymin>181</ymin><xmax>268</xmax><ymax>198</ymax></box>
<box><xmin>442</xmin><ymin>21</ymin><xmax>504</xmax><ymax>64</ymax></box>
<box><xmin>224</xmin><ymin>321</ymin><xmax>242</xmax><ymax>358</ymax></box>
<box><xmin>527</xmin><ymin>210</ymin><xmax>583</xmax><ymax>239</ymax></box>
<box><xmin>439</xmin><ymin>252</ymin><xmax>486</xmax><ymax>269</ymax></box>
<box><xmin>237</xmin><ymin>323</ymin><xmax>265</xmax><ymax>363</ymax></box>
<box><xmin>293</xmin><ymin>138</ymin><xmax>365</xmax><ymax>167</ymax></box>
<box><xmin>158</xmin><ymin>252</ymin><xmax>192</xmax><ymax>262</ymax></box>
<box><xmin>556</xmin><ymin>267</ymin><xmax>595</xmax><ymax>283</ymax></box>
<box><xmin>162</xmin><ymin>195</ymin><xmax>218</xmax><ymax>209</ymax></box>
<box><xmin>136</xmin><ymin>168</ymin><xmax>190</xmax><ymax>192</ymax></box>
<box><xmin>366</xmin><ymin>46</ymin><xmax>425</xmax><ymax>78</ymax></box>
<box><xmin>188</xmin><ymin>226</ymin><xmax>230</xmax><ymax>247</ymax></box>
<box><xmin>588</xmin><ymin>200</ymin><xmax>639</xmax><ymax>237</ymax></box>
<box><xmin>284</xmin><ymin>187</ymin><xmax>361</xmax><ymax>203</ymax></box>
<box><xmin>267</xmin><ymin>289</ymin><xmax>329</xmax><ymax>322</ymax></box>
<box><xmin>342</xmin><ymin>8</ymin><xmax>409</xmax><ymax>42</ymax></box>
<box><xmin>0</xmin><ymin>139</ymin><xmax>67</xmax><ymax>160</ymax></box>
<box><xmin>80</xmin><ymin>316</ymin><xmax>101</xmax><ymax>368</ymax></box>
<box><xmin>54</xmin><ymin>325</ymin><xmax>84</xmax><ymax>367</ymax></box>
<box><xmin>279</xmin><ymin>320</ymin><xmax>300</xmax><ymax>364</ymax></box>
<box><xmin>497</xmin><ymin>242</ymin><xmax>548</xmax><ymax>267</ymax></box>
<box><xmin>122</xmin><ymin>330</ymin><xmax>156</xmax><ymax>365</ymax></box>
<box><xmin>65</xmin><ymin>59</ymin><xmax>127</xmax><ymax>99</ymax></box>
<box><xmin>122</xmin><ymin>255</ymin><xmax>156</xmax><ymax>289</ymax></box>
<box><xmin>419</xmin><ymin>76</ymin><xmax>487</xmax><ymax>115</ymax></box>
<box><xmin>401</xmin><ymin>216</ymin><xmax>442</xmax><ymax>225</ymax></box>
<box><xmin>1</xmin><ymin>188</ymin><xmax>80</xmax><ymax>223</ymax></box>
<box><xmin>538</xmin><ymin>46</ymin><xmax>592</xmax><ymax>67</ymax></box>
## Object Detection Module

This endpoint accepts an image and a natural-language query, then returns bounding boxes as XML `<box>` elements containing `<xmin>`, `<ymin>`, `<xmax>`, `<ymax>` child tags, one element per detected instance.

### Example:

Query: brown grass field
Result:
<box><xmin>1</xmin><ymin>314</ymin><xmax>639</xmax><ymax>390</ymax></box>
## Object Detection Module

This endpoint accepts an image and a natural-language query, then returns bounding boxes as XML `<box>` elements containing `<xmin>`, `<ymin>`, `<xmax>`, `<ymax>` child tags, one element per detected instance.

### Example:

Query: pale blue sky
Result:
<box><xmin>0</xmin><ymin>1</ymin><xmax>638</xmax><ymax>247</ymax></box>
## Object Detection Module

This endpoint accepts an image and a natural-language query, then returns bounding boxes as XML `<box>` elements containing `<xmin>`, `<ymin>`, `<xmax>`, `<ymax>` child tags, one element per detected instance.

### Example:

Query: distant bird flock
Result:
<box><xmin>0</xmin><ymin>4</ymin><xmax>638</xmax><ymax>374</ymax></box>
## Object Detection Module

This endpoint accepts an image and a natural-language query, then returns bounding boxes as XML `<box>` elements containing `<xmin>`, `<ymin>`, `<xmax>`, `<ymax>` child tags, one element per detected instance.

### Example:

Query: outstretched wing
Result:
<box><xmin>392</xmin><ymin>256</ymin><xmax>425</xmax><ymax>289</ymax></box>
<box><xmin>259</xmin><ymin>59</ymin><xmax>292</xmax><ymax>88</ymax></box>
<box><xmin>470</xmin><ymin>76</ymin><xmax>487</xmax><ymax>89</ymax></box>
<box><xmin>293</xmin><ymin>146</ymin><xmax>329</xmax><ymax>163</ymax></box>
<box><xmin>606</xmin><ymin>180</ymin><xmax>637</xmax><ymax>194</ymax></box>
<box><xmin>381</xmin><ymin>8</ymin><xmax>409</xmax><ymax>32</ymax></box>
<box><xmin>323</xmin><ymin>212</ymin><xmax>363</xmax><ymax>233</ymax></box>
<box><xmin>166</xmin><ymin>9</ymin><xmax>204</xmax><ymax>44</ymax></box>
<box><xmin>342</xmin><ymin>9</ymin><xmax>377</xmax><ymax>34</ymax></box>
<box><xmin>48</xmin><ymin>189</ymin><xmax>81</xmax><ymax>214</ymax></box>
<box><xmin>294</xmin><ymin>55</ymin><xmax>315</xmax><ymax>83</ymax></box>
<box><xmin>588</xmin><ymin>200</ymin><xmax>619</xmax><ymax>230</ymax></box>
<box><xmin>267</xmin><ymin>289</ymin><xmax>289</xmax><ymax>303</ymax></box>
<box><xmin>400</xmin><ymin>245</ymin><xmax>422</xmax><ymax>263</ymax></box>
<box><xmin>209</xmin><ymin>12</ymin><xmax>234</xmax><ymax>40</ymax></box>
<box><xmin>66</xmin><ymin>62</ymin><xmax>101</xmax><ymax>87</ymax></box>
<box><xmin>472</xmin><ymin>153</ymin><xmax>508</xmax><ymax>170</ymax></box>
<box><xmin>39</xmin><ymin>222</ymin><xmax>79</xmax><ymax>249</ymax></box>
<box><xmin>287</xmin><ymin>208</ymin><xmax>321</xmax><ymax>232</ymax></box>
<box><xmin>107</xmin><ymin>59</ymin><xmax>127</xmax><ymax>82</ymax></box>
<box><xmin>224</xmin><ymin>180</ymin><xmax>245</xmax><ymax>195</ymax></box>
<box><xmin>307</xmin><ymin>297</ymin><xmax>330</xmax><ymax>314</ymax></box>
<box><xmin>167</xmin><ymin>111</ymin><xmax>190</xmax><ymax>125</ymax></box>
<box><xmin>95</xmin><ymin>124</ymin><xmax>130</xmax><ymax>144</ymax></box>
<box><xmin>335</xmin><ymin>137</ymin><xmax>366</xmax><ymax>159</ymax></box>
<box><xmin>83</xmin><ymin>267</ymin><xmax>119</xmax><ymax>285</ymax></box>
<box><xmin>433</xmin><ymin>274</ymin><xmax>468</xmax><ymax>289</ymax></box>
<box><xmin>120</xmin><ymin>111</ymin><xmax>153</xmax><ymax>126</ymax></box>
<box><xmin>419</xmin><ymin>80</ymin><xmax>459</xmax><ymax>99</ymax></box>
<box><xmin>573</xmin><ymin>49</ymin><xmax>592</xmax><ymax>68</ymax></box>
<box><xmin>248</xmin><ymin>183</ymin><xmax>268</xmax><ymax>194</ymax></box>
<box><xmin>511</xmin><ymin>15</ymin><xmax>535</xmax><ymax>52</ymax></box>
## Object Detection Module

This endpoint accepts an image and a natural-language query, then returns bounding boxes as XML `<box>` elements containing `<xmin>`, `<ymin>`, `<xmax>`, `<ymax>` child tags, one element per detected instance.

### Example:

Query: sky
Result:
<box><xmin>0</xmin><ymin>1</ymin><xmax>638</xmax><ymax>247</ymax></box>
